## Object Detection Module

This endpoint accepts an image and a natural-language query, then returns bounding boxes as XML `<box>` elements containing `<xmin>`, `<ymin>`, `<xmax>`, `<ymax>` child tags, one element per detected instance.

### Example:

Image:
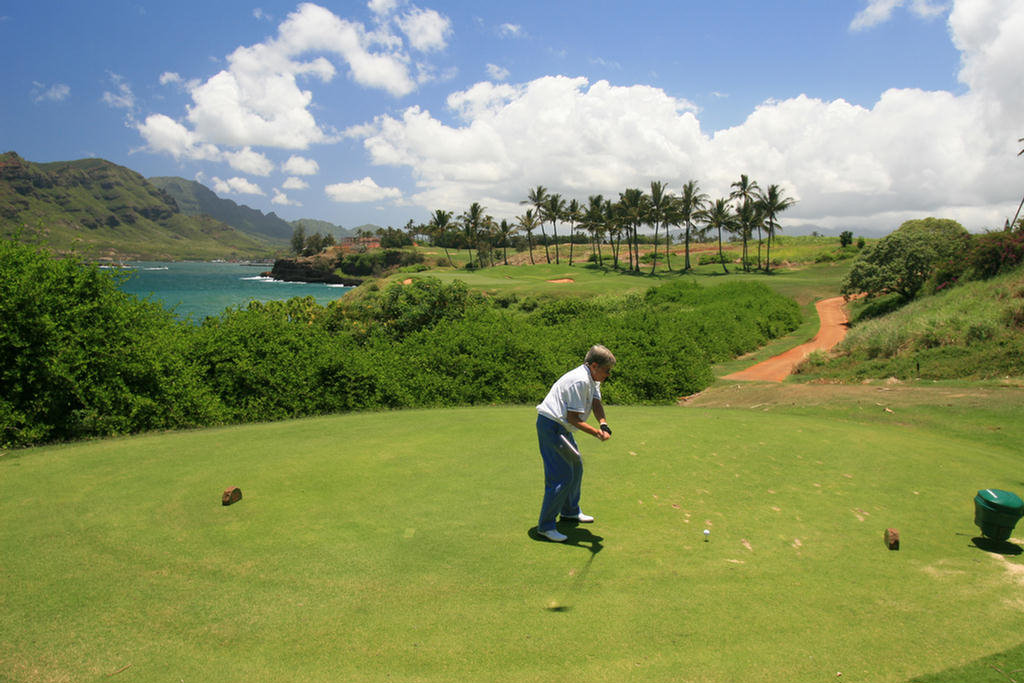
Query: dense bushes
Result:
<box><xmin>1</xmin><ymin>242</ymin><xmax>802</xmax><ymax>447</ymax></box>
<box><xmin>927</xmin><ymin>230</ymin><xmax>1024</xmax><ymax>292</ymax></box>
<box><xmin>0</xmin><ymin>242</ymin><xmax>220</xmax><ymax>446</ymax></box>
<box><xmin>842</xmin><ymin>218</ymin><xmax>970</xmax><ymax>300</ymax></box>
<box><xmin>338</xmin><ymin>248</ymin><xmax>422</xmax><ymax>276</ymax></box>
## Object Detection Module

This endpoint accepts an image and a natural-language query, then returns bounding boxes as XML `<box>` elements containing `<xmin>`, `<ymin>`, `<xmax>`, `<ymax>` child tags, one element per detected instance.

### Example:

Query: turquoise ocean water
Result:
<box><xmin>115</xmin><ymin>261</ymin><xmax>352</xmax><ymax>322</ymax></box>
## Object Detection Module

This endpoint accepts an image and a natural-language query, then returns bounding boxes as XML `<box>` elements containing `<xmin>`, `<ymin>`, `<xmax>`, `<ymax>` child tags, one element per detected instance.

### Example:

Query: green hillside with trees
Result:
<box><xmin>149</xmin><ymin>176</ymin><xmax>293</xmax><ymax>242</ymax></box>
<box><xmin>0</xmin><ymin>152</ymin><xmax>277</xmax><ymax>260</ymax></box>
<box><xmin>798</xmin><ymin>217</ymin><xmax>1024</xmax><ymax>381</ymax></box>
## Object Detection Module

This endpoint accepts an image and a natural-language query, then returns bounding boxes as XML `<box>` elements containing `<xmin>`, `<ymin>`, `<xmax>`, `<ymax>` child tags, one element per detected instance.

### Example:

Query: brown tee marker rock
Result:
<box><xmin>222</xmin><ymin>486</ymin><xmax>242</xmax><ymax>506</ymax></box>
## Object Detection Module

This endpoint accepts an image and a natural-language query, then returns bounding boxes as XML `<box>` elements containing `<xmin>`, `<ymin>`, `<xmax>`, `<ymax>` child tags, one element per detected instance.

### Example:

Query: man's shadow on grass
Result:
<box><xmin>528</xmin><ymin>522</ymin><xmax>604</xmax><ymax>555</ymax></box>
<box><xmin>528</xmin><ymin>523</ymin><xmax>604</xmax><ymax>613</ymax></box>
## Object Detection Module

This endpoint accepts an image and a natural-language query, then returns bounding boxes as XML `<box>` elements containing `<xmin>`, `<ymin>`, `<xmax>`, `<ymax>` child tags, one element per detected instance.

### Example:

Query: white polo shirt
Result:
<box><xmin>536</xmin><ymin>364</ymin><xmax>601</xmax><ymax>431</ymax></box>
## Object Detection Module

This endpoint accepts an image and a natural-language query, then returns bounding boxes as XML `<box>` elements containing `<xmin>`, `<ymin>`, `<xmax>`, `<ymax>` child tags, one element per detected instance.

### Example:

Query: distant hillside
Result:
<box><xmin>0</xmin><ymin>152</ymin><xmax>276</xmax><ymax>260</ymax></box>
<box><xmin>291</xmin><ymin>218</ymin><xmax>354</xmax><ymax>240</ymax></box>
<box><xmin>150</xmin><ymin>176</ymin><xmax>292</xmax><ymax>242</ymax></box>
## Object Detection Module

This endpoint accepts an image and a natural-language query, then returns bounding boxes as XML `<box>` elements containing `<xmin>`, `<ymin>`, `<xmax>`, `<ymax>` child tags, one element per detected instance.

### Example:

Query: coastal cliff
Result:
<box><xmin>265</xmin><ymin>257</ymin><xmax>362</xmax><ymax>286</ymax></box>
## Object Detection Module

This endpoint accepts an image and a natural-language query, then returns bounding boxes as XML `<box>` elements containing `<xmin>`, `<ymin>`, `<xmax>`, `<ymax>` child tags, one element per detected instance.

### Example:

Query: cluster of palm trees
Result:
<box><xmin>420</xmin><ymin>176</ymin><xmax>796</xmax><ymax>274</ymax></box>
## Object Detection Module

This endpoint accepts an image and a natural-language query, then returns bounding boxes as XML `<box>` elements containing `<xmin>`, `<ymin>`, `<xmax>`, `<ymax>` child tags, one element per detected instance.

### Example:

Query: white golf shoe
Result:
<box><xmin>539</xmin><ymin>528</ymin><xmax>568</xmax><ymax>542</ymax></box>
<box><xmin>561</xmin><ymin>512</ymin><xmax>595</xmax><ymax>523</ymax></box>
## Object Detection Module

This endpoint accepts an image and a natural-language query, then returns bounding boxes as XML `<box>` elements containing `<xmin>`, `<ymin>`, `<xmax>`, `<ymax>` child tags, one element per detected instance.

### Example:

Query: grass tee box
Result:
<box><xmin>2</xmin><ymin>395</ymin><xmax>1023</xmax><ymax>682</ymax></box>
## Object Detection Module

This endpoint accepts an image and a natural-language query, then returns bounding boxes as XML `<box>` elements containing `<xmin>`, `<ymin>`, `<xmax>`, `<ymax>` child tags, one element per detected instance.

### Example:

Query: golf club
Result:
<box><xmin>559</xmin><ymin>433</ymin><xmax>581</xmax><ymax>458</ymax></box>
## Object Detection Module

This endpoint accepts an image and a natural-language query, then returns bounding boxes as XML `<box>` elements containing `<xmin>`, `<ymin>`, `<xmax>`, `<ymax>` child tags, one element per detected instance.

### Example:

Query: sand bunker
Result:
<box><xmin>547</xmin><ymin>278</ymin><xmax>574</xmax><ymax>284</ymax></box>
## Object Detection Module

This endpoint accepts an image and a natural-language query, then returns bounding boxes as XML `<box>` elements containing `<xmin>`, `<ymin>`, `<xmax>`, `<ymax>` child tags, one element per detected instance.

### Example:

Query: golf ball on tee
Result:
<box><xmin>703</xmin><ymin>529</ymin><xmax>710</xmax><ymax>538</ymax></box>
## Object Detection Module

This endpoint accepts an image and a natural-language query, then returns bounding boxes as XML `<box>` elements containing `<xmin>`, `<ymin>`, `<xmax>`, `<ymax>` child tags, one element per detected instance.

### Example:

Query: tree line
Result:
<box><xmin>409</xmin><ymin>176</ymin><xmax>797</xmax><ymax>274</ymax></box>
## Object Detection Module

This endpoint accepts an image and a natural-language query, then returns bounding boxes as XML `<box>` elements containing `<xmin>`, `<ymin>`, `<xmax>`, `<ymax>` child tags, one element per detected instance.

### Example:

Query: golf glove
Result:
<box><xmin>600</xmin><ymin>424</ymin><xmax>612</xmax><ymax>435</ymax></box>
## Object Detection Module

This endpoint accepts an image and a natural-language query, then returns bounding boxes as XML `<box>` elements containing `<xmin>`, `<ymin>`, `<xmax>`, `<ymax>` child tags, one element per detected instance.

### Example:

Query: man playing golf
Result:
<box><xmin>535</xmin><ymin>344</ymin><xmax>615</xmax><ymax>542</ymax></box>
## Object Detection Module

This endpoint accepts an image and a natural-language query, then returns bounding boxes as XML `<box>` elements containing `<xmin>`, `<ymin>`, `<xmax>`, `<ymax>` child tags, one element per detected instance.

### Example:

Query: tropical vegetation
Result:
<box><xmin>0</xmin><ymin>239</ymin><xmax>801</xmax><ymax>448</ymax></box>
<box><xmin>409</xmin><ymin>177</ymin><xmax>797</xmax><ymax>274</ymax></box>
<box><xmin>801</xmin><ymin>219</ymin><xmax>1024</xmax><ymax>381</ymax></box>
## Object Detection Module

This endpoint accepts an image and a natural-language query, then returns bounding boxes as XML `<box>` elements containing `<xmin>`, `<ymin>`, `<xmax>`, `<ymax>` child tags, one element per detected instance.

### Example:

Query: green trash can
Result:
<box><xmin>974</xmin><ymin>489</ymin><xmax>1024</xmax><ymax>542</ymax></box>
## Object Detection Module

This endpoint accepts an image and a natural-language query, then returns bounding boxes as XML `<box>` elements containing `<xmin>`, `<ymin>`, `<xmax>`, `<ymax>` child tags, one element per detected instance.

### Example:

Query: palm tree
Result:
<box><xmin>704</xmin><ymin>198</ymin><xmax>735</xmax><ymax>274</ymax></box>
<box><xmin>678</xmin><ymin>180</ymin><xmax>709</xmax><ymax>271</ymax></box>
<box><xmin>496</xmin><ymin>219</ymin><xmax>515</xmax><ymax>265</ymax></box>
<box><xmin>662</xmin><ymin>195</ymin><xmax>683</xmax><ymax>272</ymax></box>
<box><xmin>461</xmin><ymin>202</ymin><xmax>485</xmax><ymax>267</ymax></box>
<box><xmin>542</xmin><ymin>193</ymin><xmax>567</xmax><ymax>265</ymax></box>
<box><xmin>648</xmin><ymin>180</ymin><xmax>670</xmax><ymax>274</ymax></box>
<box><xmin>516</xmin><ymin>209</ymin><xmax>539</xmax><ymax>265</ymax></box>
<box><xmin>522</xmin><ymin>186</ymin><xmax>551</xmax><ymax>263</ymax></box>
<box><xmin>479</xmin><ymin>214</ymin><xmax>498</xmax><ymax>267</ymax></box>
<box><xmin>729</xmin><ymin>174</ymin><xmax>760</xmax><ymax>206</ymax></box>
<box><xmin>428</xmin><ymin>209</ymin><xmax>455</xmax><ymax>268</ymax></box>
<box><xmin>618</xmin><ymin>188</ymin><xmax>647</xmax><ymax>272</ymax></box>
<box><xmin>605</xmin><ymin>199</ymin><xmax>624</xmax><ymax>270</ymax></box>
<box><xmin>734</xmin><ymin>198</ymin><xmax>763</xmax><ymax>272</ymax></box>
<box><xmin>756</xmin><ymin>184</ymin><xmax>796</xmax><ymax>273</ymax></box>
<box><xmin>565</xmin><ymin>198</ymin><xmax>582</xmax><ymax>266</ymax></box>
<box><xmin>583</xmin><ymin>195</ymin><xmax>605</xmax><ymax>266</ymax></box>
<box><xmin>730</xmin><ymin>175</ymin><xmax>761</xmax><ymax>269</ymax></box>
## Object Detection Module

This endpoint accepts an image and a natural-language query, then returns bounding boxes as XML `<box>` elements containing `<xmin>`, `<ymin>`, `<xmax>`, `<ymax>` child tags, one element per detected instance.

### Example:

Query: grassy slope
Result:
<box><xmin>797</xmin><ymin>266</ymin><xmax>1024</xmax><ymax>381</ymax></box>
<box><xmin>1</xmin><ymin>155</ymin><xmax>278</xmax><ymax>260</ymax></box>
<box><xmin>392</xmin><ymin>258</ymin><xmax>850</xmax><ymax>380</ymax></box>
<box><xmin>2</xmin><ymin>398</ymin><xmax>1023</xmax><ymax>682</ymax></box>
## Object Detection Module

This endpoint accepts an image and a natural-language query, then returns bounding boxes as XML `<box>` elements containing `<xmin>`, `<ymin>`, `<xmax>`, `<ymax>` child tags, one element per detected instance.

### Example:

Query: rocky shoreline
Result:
<box><xmin>263</xmin><ymin>258</ymin><xmax>363</xmax><ymax>286</ymax></box>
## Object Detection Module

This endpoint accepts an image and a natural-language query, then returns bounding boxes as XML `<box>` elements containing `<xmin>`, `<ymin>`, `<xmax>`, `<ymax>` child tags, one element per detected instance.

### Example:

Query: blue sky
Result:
<box><xmin>2</xmin><ymin>0</ymin><xmax>1021</xmax><ymax>235</ymax></box>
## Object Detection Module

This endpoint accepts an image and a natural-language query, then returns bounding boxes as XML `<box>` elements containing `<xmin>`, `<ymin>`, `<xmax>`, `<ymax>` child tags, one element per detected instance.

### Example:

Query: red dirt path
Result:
<box><xmin>722</xmin><ymin>296</ymin><xmax>851</xmax><ymax>382</ymax></box>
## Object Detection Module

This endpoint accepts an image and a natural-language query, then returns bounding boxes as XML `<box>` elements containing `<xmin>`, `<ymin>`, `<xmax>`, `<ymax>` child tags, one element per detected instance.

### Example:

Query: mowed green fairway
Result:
<box><xmin>2</xmin><ymin>396</ymin><xmax>1023</xmax><ymax>682</ymax></box>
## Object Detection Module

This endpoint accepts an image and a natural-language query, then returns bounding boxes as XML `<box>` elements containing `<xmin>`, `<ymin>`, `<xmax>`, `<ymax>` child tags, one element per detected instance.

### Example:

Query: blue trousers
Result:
<box><xmin>536</xmin><ymin>415</ymin><xmax>583</xmax><ymax>532</ymax></box>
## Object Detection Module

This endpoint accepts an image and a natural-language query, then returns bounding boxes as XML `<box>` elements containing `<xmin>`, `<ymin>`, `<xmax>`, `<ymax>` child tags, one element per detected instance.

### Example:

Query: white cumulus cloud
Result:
<box><xmin>396</xmin><ymin>7</ymin><xmax>451</xmax><ymax>52</ymax></box>
<box><xmin>135</xmin><ymin>114</ymin><xmax>222</xmax><ymax>161</ymax></box>
<box><xmin>359</xmin><ymin>76</ymin><xmax>704</xmax><ymax>215</ymax></box>
<box><xmin>282</xmin><ymin>176</ymin><xmax>310</xmax><ymax>190</ymax></box>
<box><xmin>272</xmin><ymin>189</ymin><xmax>302</xmax><ymax>205</ymax></box>
<box><xmin>325</xmin><ymin>176</ymin><xmax>402</xmax><ymax>202</ymax></box>
<box><xmin>350</xmin><ymin>0</ymin><xmax>1023</xmax><ymax>233</ymax></box>
<box><xmin>224</xmin><ymin>147</ymin><xmax>274</xmax><ymax>175</ymax></box>
<box><xmin>138</xmin><ymin>2</ymin><xmax>450</xmax><ymax>162</ymax></box>
<box><xmin>212</xmin><ymin>176</ymin><xmax>265</xmax><ymax>196</ymax></box>
<box><xmin>283</xmin><ymin>154</ymin><xmax>320</xmax><ymax>175</ymax></box>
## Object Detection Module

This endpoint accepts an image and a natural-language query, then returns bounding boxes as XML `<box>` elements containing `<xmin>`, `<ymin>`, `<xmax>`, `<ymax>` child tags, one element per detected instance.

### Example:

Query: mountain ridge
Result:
<box><xmin>0</xmin><ymin>152</ymin><xmax>276</xmax><ymax>260</ymax></box>
<box><xmin>149</xmin><ymin>176</ymin><xmax>294</xmax><ymax>242</ymax></box>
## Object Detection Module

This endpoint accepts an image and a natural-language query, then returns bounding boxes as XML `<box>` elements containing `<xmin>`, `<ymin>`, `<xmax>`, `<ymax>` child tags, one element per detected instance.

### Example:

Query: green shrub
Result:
<box><xmin>1</xmin><ymin>245</ymin><xmax>806</xmax><ymax>446</ymax></box>
<box><xmin>964</xmin><ymin>231</ymin><xmax>1024</xmax><ymax>281</ymax></box>
<box><xmin>842</xmin><ymin>218</ymin><xmax>970</xmax><ymax>299</ymax></box>
<box><xmin>0</xmin><ymin>242</ymin><xmax>220</xmax><ymax>447</ymax></box>
<box><xmin>339</xmin><ymin>249</ymin><xmax>423</xmax><ymax>276</ymax></box>
<box><xmin>531</xmin><ymin>297</ymin><xmax>601</xmax><ymax>325</ymax></box>
<box><xmin>699</xmin><ymin>252</ymin><xmax>730</xmax><ymax>265</ymax></box>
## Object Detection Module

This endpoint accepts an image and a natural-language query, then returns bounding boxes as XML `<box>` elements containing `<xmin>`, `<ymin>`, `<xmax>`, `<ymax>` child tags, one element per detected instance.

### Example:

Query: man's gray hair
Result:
<box><xmin>585</xmin><ymin>344</ymin><xmax>616</xmax><ymax>368</ymax></box>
